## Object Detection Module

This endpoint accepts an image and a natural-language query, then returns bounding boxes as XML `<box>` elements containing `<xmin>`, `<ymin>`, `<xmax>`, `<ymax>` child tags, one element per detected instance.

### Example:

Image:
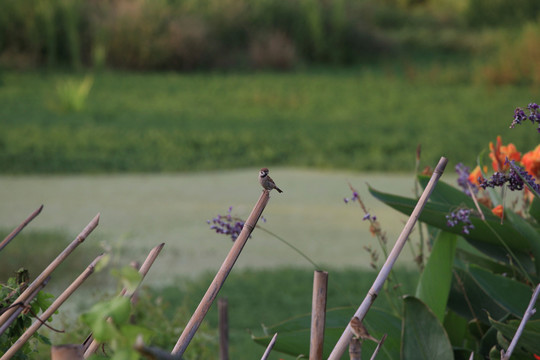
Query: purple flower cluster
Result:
<box><xmin>511</xmin><ymin>103</ymin><xmax>540</xmax><ymax>132</ymax></box>
<box><xmin>455</xmin><ymin>163</ymin><xmax>478</xmax><ymax>196</ymax></box>
<box><xmin>479</xmin><ymin>160</ymin><xmax>540</xmax><ymax>193</ymax></box>
<box><xmin>363</xmin><ymin>213</ymin><xmax>376</xmax><ymax>221</ymax></box>
<box><xmin>446</xmin><ymin>208</ymin><xmax>475</xmax><ymax>235</ymax></box>
<box><xmin>208</xmin><ymin>206</ymin><xmax>245</xmax><ymax>241</ymax></box>
<box><xmin>344</xmin><ymin>191</ymin><xmax>359</xmax><ymax>203</ymax></box>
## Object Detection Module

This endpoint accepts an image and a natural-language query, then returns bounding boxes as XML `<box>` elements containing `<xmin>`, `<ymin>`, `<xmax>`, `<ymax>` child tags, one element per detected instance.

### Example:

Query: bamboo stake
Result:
<box><xmin>310</xmin><ymin>270</ymin><xmax>328</xmax><ymax>360</ymax></box>
<box><xmin>172</xmin><ymin>190</ymin><xmax>271</xmax><ymax>356</ymax></box>
<box><xmin>0</xmin><ymin>277</ymin><xmax>50</xmax><ymax>335</ymax></box>
<box><xmin>261</xmin><ymin>333</ymin><xmax>278</xmax><ymax>360</ymax></box>
<box><xmin>1</xmin><ymin>254</ymin><xmax>104</xmax><ymax>360</ymax></box>
<box><xmin>83</xmin><ymin>243</ymin><xmax>165</xmax><ymax>358</ymax></box>
<box><xmin>501</xmin><ymin>283</ymin><xmax>540</xmax><ymax>360</ymax></box>
<box><xmin>348</xmin><ymin>338</ymin><xmax>361</xmax><ymax>360</ymax></box>
<box><xmin>218</xmin><ymin>297</ymin><xmax>229</xmax><ymax>360</ymax></box>
<box><xmin>0</xmin><ymin>205</ymin><xmax>43</xmax><ymax>252</ymax></box>
<box><xmin>328</xmin><ymin>157</ymin><xmax>448</xmax><ymax>360</ymax></box>
<box><xmin>0</xmin><ymin>213</ymin><xmax>100</xmax><ymax>331</ymax></box>
<box><xmin>369</xmin><ymin>334</ymin><xmax>387</xmax><ymax>360</ymax></box>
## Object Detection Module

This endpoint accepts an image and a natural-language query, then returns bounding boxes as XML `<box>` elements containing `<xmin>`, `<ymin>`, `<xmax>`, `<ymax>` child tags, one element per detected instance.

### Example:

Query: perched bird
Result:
<box><xmin>259</xmin><ymin>168</ymin><xmax>283</xmax><ymax>193</ymax></box>
<box><xmin>350</xmin><ymin>316</ymin><xmax>378</xmax><ymax>343</ymax></box>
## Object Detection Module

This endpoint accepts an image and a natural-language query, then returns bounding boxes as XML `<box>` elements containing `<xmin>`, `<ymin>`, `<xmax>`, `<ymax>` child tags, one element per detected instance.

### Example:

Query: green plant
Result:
<box><xmin>54</xmin><ymin>75</ymin><xmax>93</xmax><ymax>112</ymax></box>
<box><xmin>254</xmin><ymin>105</ymin><xmax>540</xmax><ymax>359</ymax></box>
<box><xmin>79</xmin><ymin>265</ymin><xmax>217</xmax><ymax>359</ymax></box>
<box><xmin>0</xmin><ymin>270</ymin><xmax>55</xmax><ymax>359</ymax></box>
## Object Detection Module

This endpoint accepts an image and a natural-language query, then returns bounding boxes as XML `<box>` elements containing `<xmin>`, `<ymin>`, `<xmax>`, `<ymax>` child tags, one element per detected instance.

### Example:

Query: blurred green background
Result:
<box><xmin>2</xmin><ymin>0</ymin><xmax>540</xmax><ymax>358</ymax></box>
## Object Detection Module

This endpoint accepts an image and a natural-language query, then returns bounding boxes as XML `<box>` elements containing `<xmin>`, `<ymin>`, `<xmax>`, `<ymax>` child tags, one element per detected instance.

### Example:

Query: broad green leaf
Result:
<box><xmin>468</xmin><ymin>265</ymin><xmax>537</xmax><ymax>319</ymax></box>
<box><xmin>442</xmin><ymin>310</ymin><xmax>468</xmax><ymax>348</ymax></box>
<box><xmin>447</xmin><ymin>268</ymin><xmax>509</xmax><ymax>324</ymax></box>
<box><xmin>417</xmin><ymin>175</ymin><xmax>479</xmax><ymax>208</ymax></box>
<box><xmin>490</xmin><ymin>318</ymin><xmax>540</xmax><ymax>355</ymax></box>
<box><xmin>502</xmin><ymin>208</ymin><xmax>540</xmax><ymax>276</ymax></box>
<box><xmin>529</xmin><ymin>196</ymin><xmax>540</xmax><ymax>223</ymax></box>
<box><xmin>416</xmin><ymin>231</ymin><xmax>457</xmax><ymax>322</ymax></box>
<box><xmin>368</xmin><ymin>185</ymin><xmax>533</xmax><ymax>261</ymax></box>
<box><xmin>454</xmin><ymin>238</ymin><xmax>515</xmax><ymax>275</ymax></box>
<box><xmin>402</xmin><ymin>296</ymin><xmax>453</xmax><ymax>360</ymax></box>
<box><xmin>252</xmin><ymin>307</ymin><xmax>401</xmax><ymax>359</ymax></box>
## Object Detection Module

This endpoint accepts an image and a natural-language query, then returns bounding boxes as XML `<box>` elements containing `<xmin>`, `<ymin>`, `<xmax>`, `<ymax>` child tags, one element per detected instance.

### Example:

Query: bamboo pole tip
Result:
<box><xmin>434</xmin><ymin>157</ymin><xmax>448</xmax><ymax>174</ymax></box>
<box><xmin>37</xmin><ymin>204</ymin><xmax>44</xmax><ymax>213</ymax></box>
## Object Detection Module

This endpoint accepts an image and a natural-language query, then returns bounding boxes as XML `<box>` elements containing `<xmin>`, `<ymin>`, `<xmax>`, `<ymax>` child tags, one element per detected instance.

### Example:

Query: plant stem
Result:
<box><xmin>256</xmin><ymin>226</ymin><xmax>322</xmax><ymax>270</ymax></box>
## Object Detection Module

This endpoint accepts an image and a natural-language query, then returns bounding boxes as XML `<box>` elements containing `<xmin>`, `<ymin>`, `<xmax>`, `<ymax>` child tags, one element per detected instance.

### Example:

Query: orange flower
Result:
<box><xmin>492</xmin><ymin>205</ymin><xmax>504</xmax><ymax>219</ymax></box>
<box><xmin>468</xmin><ymin>165</ymin><xmax>487</xmax><ymax>186</ymax></box>
<box><xmin>521</xmin><ymin>144</ymin><xmax>540</xmax><ymax>179</ymax></box>
<box><xmin>489</xmin><ymin>136</ymin><xmax>521</xmax><ymax>172</ymax></box>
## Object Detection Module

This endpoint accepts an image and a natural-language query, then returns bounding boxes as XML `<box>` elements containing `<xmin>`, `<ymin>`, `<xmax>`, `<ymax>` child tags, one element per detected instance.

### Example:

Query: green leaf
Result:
<box><xmin>368</xmin><ymin>185</ymin><xmax>534</xmax><ymax>264</ymax></box>
<box><xmin>490</xmin><ymin>318</ymin><xmax>540</xmax><ymax>355</ymax></box>
<box><xmin>529</xmin><ymin>196</ymin><xmax>540</xmax><ymax>223</ymax></box>
<box><xmin>80</xmin><ymin>297</ymin><xmax>132</xmax><ymax>341</ymax></box>
<box><xmin>468</xmin><ymin>265</ymin><xmax>537</xmax><ymax>319</ymax></box>
<box><xmin>442</xmin><ymin>310</ymin><xmax>468</xmax><ymax>348</ymax></box>
<box><xmin>111</xmin><ymin>266</ymin><xmax>142</xmax><ymax>295</ymax></box>
<box><xmin>454</xmin><ymin>238</ymin><xmax>515</xmax><ymax>275</ymax></box>
<box><xmin>252</xmin><ymin>307</ymin><xmax>401</xmax><ymax>359</ymax></box>
<box><xmin>416</xmin><ymin>231</ymin><xmax>457</xmax><ymax>322</ymax></box>
<box><xmin>417</xmin><ymin>175</ymin><xmax>477</xmax><ymax>207</ymax></box>
<box><xmin>502</xmin><ymin>208</ymin><xmax>540</xmax><ymax>276</ymax></box>
<box><xmin>402</xmin><ymin>296</ymin><xmax>454</xmax><ymax>360</ymax></box>
<box><xmin>448</xmin><ymin>268</ymin><xmax>509</xmax><ymax>324</ymax></box>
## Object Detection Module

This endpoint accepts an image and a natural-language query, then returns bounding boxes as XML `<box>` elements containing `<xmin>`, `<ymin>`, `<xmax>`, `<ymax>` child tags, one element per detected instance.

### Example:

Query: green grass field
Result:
<box><xmin>1</xmin><ymin>68</ymin><xmax>538</xmax><ymax>174</ymax></box>
<box><xmin>0</xmin><ymin>170</ymin><xmax>424</xmax><ymax>284</ymax></box>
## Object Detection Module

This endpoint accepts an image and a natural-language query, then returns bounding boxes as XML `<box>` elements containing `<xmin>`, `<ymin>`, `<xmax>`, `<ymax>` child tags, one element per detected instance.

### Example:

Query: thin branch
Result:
<box><xmin>467</xmin><ymin>183</ymin><xmax>485</xmax><ymax>221</ymax></box>
<box><xmin>260</xmin><ymin>333</ymin><xmax>278</xmax><ymax>360</ymax></box>
<box><xmin>501</xmin><ymin>283</ymin><xmax>540</xmax><ymax>360</ymax></box>
<box><xmin>327</xmin><ymin>157</ymin><xmax>448</xmax><ymax>360</ymax></box>
<box><xmin>0</xmin><ymin>205</ymin><xmax>43</xmax><ymax>252</ymax></box>
<box><xmin>369</xmin><ymin>334</ymin><xmax>387</xmax><ymax>360</ymax></box>
<box><xmin>0</xmin><ymin>213</ymin><xmax>100</xmax><ymax>331</ymax></box>
<box><xmin>171</xmin><ymin>190</ymin><xmax>270</xmax><ymax>356</ymax></box>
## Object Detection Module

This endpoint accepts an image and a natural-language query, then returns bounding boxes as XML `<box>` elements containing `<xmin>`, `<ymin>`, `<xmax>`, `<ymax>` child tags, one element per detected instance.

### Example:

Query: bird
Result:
<box><xmin>349</xmin><ymin>316</ymin><xmax>378</xmax><ymax>343</ymax></box>
<box><xmin>259</xmin><ymin>168</ymin><xmax>283</xmax><ymax>193</ymax></box>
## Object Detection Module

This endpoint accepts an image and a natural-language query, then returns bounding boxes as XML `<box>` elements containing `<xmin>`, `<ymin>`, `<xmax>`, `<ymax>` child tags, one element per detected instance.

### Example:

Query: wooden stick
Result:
<box><xmin>348</xmin><ymin>338</ymin><xmax>361</xmax><ymax>360</ymax></box>
<box><xmin>0</xmin><ymin>277</ymin><xmax>50</xmax><ymax>335</ymax></box>
<box><xmin>369</xmin><ymin>334</ymin><xmax>387</xmax><ymax>360</ymax></box>
<box><xmin>218</xmin><ymin>297</ymin><xmax>229</xmax><ymax>360</ymax></box>
<box><xmin>83</xmin><ymin>243</ymin><xmax>165</xmax><ymax>358</ymax></box>
<box><xmin>1</xmin><ymin>254</ymin><xmax>104</xmax><ymax>360</ymax></box>
<box><xmin>328</xmin><ymin>157</ymin><xmax>448</xmax><ymax>360</ymax></box>
<box><xmin>310</xmin><ymin>270</ymin><xmax>328</xmax><ymax>360</ymax></box>
<box><xmin>501</xmin><ymin>283</ymin><xmax>540</xmax><ymax>360</ymax></box>
<box><xmin>172</xmin><ymin>190</ymin><xmax>270</xmax><ymax>356</ymax></box>
<box><xmin>260</xmin><ymin>333</ymin><xmax>278</xmax><ymax>360</ymax></box>
<box><xmin>0</xmin><ymin>205</ymin><xmax>43</xmax><ymax>252</ymax></box>
<box><xmin>0</xmin><ymin>213</ymin><xmax>100</xmax><ymax>331</ymax></box>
